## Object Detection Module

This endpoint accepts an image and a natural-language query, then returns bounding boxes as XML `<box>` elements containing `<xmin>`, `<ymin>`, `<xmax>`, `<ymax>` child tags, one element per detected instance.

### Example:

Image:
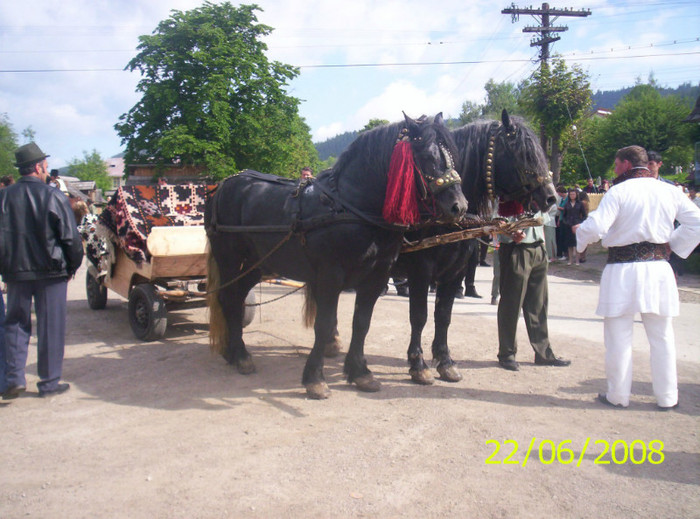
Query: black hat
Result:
<box><xmin>14</xmin><ymin>142</ymin><xmax>49</xmax><ymax>168</ymax></box>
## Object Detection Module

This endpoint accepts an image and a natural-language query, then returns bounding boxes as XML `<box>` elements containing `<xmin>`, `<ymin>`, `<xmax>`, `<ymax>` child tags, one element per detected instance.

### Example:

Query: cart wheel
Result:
<box><xmin>86</xmin><ymin>270</ymin><xmax>107</xmax><ymax>310</ymax></box>
<box><xmin>242</xmin><ymin>290</ymin><xmax>256</xmax><ymax>328</ymax></box>
<box><xmin>128</xmin><ymin>284</ymin><xmax>167</xmax><ymax>341</ymax></box>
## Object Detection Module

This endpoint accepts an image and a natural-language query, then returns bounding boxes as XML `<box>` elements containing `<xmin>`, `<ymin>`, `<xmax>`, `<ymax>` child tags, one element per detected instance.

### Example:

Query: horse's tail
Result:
<box><xmin>206</xmin><ymin>244</ymin><xmax>228</xmax><ymax>355</ymax></box>
<box><xmin>302</xmin><ymin>285</ymin><xmax>316</xmax><ymax>328</ymax></box>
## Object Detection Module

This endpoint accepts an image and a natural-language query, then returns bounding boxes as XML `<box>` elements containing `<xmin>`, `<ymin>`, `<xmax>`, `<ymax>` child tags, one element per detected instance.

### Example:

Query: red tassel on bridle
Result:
<box><xmin>383</xmin><ymin>139</ymin><xmax>420</xmax><ymax>225</ymax></box>
<box><xmin>498</xmin><ymin>200</ymin><xmax>524</xmax><ymax>217</ymax></box>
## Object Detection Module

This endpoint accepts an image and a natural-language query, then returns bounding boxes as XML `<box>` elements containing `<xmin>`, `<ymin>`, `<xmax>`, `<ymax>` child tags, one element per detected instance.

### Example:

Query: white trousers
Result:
<box><xmin>603</xmin><ymin>313</ymin><xmax>677</xmax><ymax>408</ymax></box>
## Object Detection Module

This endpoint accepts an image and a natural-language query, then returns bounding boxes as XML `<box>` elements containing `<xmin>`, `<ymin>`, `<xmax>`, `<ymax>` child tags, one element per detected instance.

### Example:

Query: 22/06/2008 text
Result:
<box><xmin>485</xmin><ymin>438</ymin><xmax>664</xmax><ymax>467</ymax></box>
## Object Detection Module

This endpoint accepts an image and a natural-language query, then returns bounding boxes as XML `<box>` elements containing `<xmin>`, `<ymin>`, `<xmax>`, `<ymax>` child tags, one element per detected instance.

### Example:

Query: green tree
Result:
<box><xmin>482</xmin><ymin>79</ymin><xmax>521</xmax><ymax>119</ymax></box>
<box><xmin>590</xmin><ymin>84</ymin><xmax>695</xmax><ymax>177</ymax></box>
<box><xmin>0</xmin><ymin>113</ymin><xmax>19</xmax><ymax>178</ymax></box>
<box><xmin>457</xmin><ymin>100</ymin><xmax>483</xmax><ymax>126</ymax></box>
<box><xmin>519</xmin><ymin>58</ymin><xmax>592</xmax><ymax>182</ymax></box>
<box><xmin>115</xmin><ymin>2</ymin><xmax>317</xmax><ymax>179</ymax></box>
<box><xmin>457</xmin><ymin>80</ymin><xmax>523</xmax><ymax>126</ymax></box>
<box><xmin>67</xmin><ymin>150</ymin><xmax>111</xmax><ymax>192</ymax></box>
<box><xmin>360</xmin><ymin>119</ymin><xmax>390</xmax><ymax>133</ymax></box>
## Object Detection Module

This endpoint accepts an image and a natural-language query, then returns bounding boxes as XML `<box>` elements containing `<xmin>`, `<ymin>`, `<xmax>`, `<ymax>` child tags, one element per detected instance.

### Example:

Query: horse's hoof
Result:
<box><xmin>324</xmin><ymin>338</ymin><xmax>342</xmax><ymax>358</ymax></box>
<box><xmin>437</xmin><ymin>363</ymin><xmax>462</xmax><ymax>382</ymax></box>
<box><xmin>354</xmin><ymin>374</ymin><xmax>381</xmax><ymax>392</ymax></box>
<box><xmin>305</xmin><ymin>382</ymin><xmax>331</xmax><ymax>400</ymax></box>
<box><xmin>409</xmin><ymin>368</ymin><xmax>435</xmax><ymax>385</ymax></box>
<box><xmin>236</xmin><ymin>357</ymin><xmax>256</xmax><ymax>375</ymax></box>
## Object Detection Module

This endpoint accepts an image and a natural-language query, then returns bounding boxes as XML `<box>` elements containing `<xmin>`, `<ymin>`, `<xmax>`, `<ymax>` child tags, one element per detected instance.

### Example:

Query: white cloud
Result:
<box><xmin>1</xmin><ymin>0</ymin><xmax>695</xmax><ymax>166</ymax></box>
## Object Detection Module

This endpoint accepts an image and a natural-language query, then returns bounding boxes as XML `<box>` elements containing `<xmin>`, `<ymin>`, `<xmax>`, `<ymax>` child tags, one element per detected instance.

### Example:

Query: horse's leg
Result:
<box><xmin>343</xmin><ymin>275</ymin><xmax>386</xmax><ymax>393</ymax></box>
<box><xmin>218</xmin><ymin>266</ymin><xmax>260</xmax><ymax>374</ymax></box>
<box><xmin>406</xmin><ymin>267</ymin><xmax>433</xmax><ymax>385</ymax></box>
<box><xmin>432</xmin><ymin>278</ymin><xmax>463</xmax><ymax>382</ymax></box>
<box><xmin>302</xmin><ymin>283</ymin><xmax>341</xmax><ymax>399</ymax></box>
<box><xmin>324</xmin><ymin>325</ymin><xmax>342</xmax><ymax>358</ymax></box>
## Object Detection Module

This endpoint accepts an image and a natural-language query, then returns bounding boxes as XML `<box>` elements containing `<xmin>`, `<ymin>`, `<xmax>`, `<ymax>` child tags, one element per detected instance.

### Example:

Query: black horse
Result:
<box><xmin>205</xmin><ymin>113</ymin><xmax>468</xmax><ymax>399</ymax></box>
<box><xmin>392</xmin><ymin>110</ymin><xmax>557</xmax><ymax>384</ymax></box>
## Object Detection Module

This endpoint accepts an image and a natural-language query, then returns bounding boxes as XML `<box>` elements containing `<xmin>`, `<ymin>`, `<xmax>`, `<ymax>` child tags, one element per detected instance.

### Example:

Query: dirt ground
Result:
<box><xmin>1</xmin><ymin>243</ymin><xmax>699</xmax><ymax>518</ymax></box>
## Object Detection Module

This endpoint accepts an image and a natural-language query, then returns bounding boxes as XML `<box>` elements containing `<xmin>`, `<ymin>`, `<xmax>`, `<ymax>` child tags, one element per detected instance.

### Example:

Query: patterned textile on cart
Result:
<box><xmin>98</xmin><ymin>184</ymin><xmax>216</xmax><ymax>264</ymax></box>
<box><xmin>79</xmin><ymin>213</ymin><xmax>111</xmax><ymax>274</ymax></box>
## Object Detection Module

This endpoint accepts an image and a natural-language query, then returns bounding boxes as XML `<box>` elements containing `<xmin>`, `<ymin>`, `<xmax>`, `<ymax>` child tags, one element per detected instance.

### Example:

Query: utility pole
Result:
<box><xmin>501</xmin><ymin>3</ymin><xmax>592</xmax><ymax>178</ymax></box>
<box><xmin>501</xmin><ymin>3</ymin><xmax>591</xmax><ymax>68</ymax></box>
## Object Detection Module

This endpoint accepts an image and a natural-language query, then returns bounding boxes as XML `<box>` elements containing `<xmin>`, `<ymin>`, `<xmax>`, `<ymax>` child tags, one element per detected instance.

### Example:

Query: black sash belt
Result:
<box><xmin>607</xmin><ymin>241</ymin><xmax>670</xmax><ymax>264</ymax></box>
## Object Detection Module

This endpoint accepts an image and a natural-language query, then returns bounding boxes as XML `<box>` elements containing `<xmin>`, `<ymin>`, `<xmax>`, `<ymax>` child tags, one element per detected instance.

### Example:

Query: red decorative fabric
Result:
<box><xmin>383</xmin><ymin>140</ymin><xmax>420</xmax><ymax>225</ymax></box>
<box><xmin>498</xmin><ymin>200</ymin><xmax>524</xmax><ymax>217</ymax></box>
<box><xmin>99</xmin><ymin>184</ymin><xmax>216</xmax><ymax>263</ymax></box>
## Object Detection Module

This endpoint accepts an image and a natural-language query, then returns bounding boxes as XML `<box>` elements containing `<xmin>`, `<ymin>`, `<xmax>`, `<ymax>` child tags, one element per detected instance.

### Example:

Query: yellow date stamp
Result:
<box><xmin>485</xmin><ymin>438</ymin><xmax>664</xmax><ymax>466</ymax></box>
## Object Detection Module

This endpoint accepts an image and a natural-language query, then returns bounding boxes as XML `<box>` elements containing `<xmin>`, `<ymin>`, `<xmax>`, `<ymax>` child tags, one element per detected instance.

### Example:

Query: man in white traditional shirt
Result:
<box><xmin>573</xmin><ymin>146</ymin><xmax>700</xmax><ymax>410</ymax></box>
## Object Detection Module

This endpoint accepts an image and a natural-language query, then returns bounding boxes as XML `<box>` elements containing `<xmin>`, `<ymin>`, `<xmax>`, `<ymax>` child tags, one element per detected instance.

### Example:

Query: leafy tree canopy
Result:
<box><xmin>67</xmin><ymin>150</ymin><xmax>111</xmax><ymax>192</ymax></box>
<box><xmin>457</xmin><ymin>79</ymin><xmax>522</xmax><ymax>126</ymax></box>
<box><xmin>115</xmin><ymin>2</ymin><xmax>318</xmax><ymax>179</ymax></box>
<box><xmin>360</xmin><ymin>119</ymin><xmax>390</xmax><ymax>133</ymax></box>
<box><xmin>519</xmin><ymin>59</ymin><xmax>591</xmax><ymax>137</ymax></box>
<box><xmin>519</xmin><ymin>58</ymin><xmax>592</xmax><ymax>180</ymax></box>
<box><xmin>566</xmin><ymin>83</ymin><xmax>697</xmax><ymax>180</ymax></box>
<box><xmin>0</xmin><ymin>113</ymin><xmax>19</xmax><ymax>178</ymax></box>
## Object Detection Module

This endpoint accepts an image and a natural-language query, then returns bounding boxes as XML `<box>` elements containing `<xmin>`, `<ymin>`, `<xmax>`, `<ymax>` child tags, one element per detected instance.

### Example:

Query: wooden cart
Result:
<box><xmin>86</xmin><ymin>225</ymin><xmax>254</xmax><ymax>341</ymax></box>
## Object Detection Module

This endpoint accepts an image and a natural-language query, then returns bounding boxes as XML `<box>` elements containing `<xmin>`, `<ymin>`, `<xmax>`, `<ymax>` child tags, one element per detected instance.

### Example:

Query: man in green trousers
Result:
<box><xmin>496</xmin><ymin>206</ymin><xmax>571</xmax><ymax>371</ymax></box>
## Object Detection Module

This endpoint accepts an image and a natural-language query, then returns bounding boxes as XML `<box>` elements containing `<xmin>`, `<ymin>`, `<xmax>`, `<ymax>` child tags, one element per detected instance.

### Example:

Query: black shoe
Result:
<box><xmin>39</xmin><ymin>383</ymin><xmax>70</xmax><ymax>398</ymax></box>
<box><xmin>490</xmin><ymin>296</ymin><xmax>498</xmax><ymax>306</ymax></box>
<box><xmin>498</xmin><ymin>359</ymin><xmax>520</xmax><ymax>371</ymax></box>
<box><xmin>2</xmin><ymin>385</ymin><xmax>26</xmax><ymax>400</ymax></box>
<box><xmin>479</xmin><ymin>261</ymin><xmax>490</xmax><ymax>267</ymax></box>
<box><xmin>455</xmin><ymin>288</ymin><xmax>464</xmax><ymax>299</ymax></box>
<box><xmin>534</xmin><ymin>354</ymin><xmax>571</xmax><ymax>367</ymax></box>
<box><xmin>658</xmin><ymin>402</ymin><xmax>679</xmax><ymax>412</ymax></box>
<box><xmin>465</xmin><ymin>286</ymin><xmax>482</xmax><ymax>298</ymax></box>
<box><xmin>597</xmin><ymin>393</ymin><xmax>624</xmax><ymax>408</ymax></box>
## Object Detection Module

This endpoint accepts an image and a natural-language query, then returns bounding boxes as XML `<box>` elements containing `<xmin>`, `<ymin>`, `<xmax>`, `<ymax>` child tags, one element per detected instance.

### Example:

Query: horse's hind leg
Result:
<box><xmin>432</xmin><ymin>280</ymin><xmax>463</xmax><ymax>382</ymax></box>
<box><xmin>324</xmin><ymin>326</ymin><xmax>342</xmax><ymax>358</ymax></box>
<box><xmin>343</xmin><ymin>277</ymin><xmax>386</xmax><ymax>393</ymax></box>
<box><xmin>302</xmin><ymin>284</ymin><xmax>341</xmax><ymax>399</ymax></box>
<box><xmin>218</xmin><ymin>267</ymin><xmax>260</xmax><ymax>374</ymax></box>
<box><xmin>406</xmin><ymin>272</ymin><xmax>434</xmax><ymax>385</ymax></box>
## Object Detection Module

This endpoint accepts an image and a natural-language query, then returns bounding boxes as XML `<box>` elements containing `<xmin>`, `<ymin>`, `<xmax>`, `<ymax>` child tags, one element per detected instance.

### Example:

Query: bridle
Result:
<box><xmin>396</xmin><ymin>126</ymin><xmax>462</xmax><ymax>203</ymax></box>
<box><xmin>484</xmin><ymin>122</ymin><xmax>552</xmax><ymax>203</ymax></box>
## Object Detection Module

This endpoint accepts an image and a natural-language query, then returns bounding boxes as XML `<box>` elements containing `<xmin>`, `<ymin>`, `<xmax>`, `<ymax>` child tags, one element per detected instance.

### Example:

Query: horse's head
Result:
<box><xmin>394</xmin><ymin>112</ymin><xmax>468</xmax><ymax>224</ymax></box>
<box><xmin>487</xmin><ymin>110</ymin><xmax>557</xmax><ymax>212</ymax></box>
<box><xmin>454</xmin><ymin>110</ymin><xmax>557</xmax><ymax>216</ymax></box>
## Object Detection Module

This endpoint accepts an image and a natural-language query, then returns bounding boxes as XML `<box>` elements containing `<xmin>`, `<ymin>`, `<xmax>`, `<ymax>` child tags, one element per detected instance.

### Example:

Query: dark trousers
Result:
<box><xmin>4</xmin><ymin>278</ymin><xmax>68</xmax><ymax>392</ymax></box>
<box><xmin>497</xmin><ymin>242</ymin><xmax>555</xmax><ymax>361</ymax></box>
<box><xmin>0</xmin><ymin>293</ymin><xmax>5</xmax><ymax>392</ymax></box>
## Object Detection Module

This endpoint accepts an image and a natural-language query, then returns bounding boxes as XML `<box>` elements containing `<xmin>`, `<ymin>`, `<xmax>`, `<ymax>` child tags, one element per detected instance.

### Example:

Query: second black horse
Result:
<box><xmin>392</xmin><ymin>110</ymin><xmax>558</xmax><ymax>384</ymax></box>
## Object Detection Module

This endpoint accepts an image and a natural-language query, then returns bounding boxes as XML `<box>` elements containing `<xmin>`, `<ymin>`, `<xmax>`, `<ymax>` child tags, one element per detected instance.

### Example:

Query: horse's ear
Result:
<box><xmin>434</xmin><ymin>112</ymin><xmax>444</xmax><ymax>125</ymax></box>
<box><xmin>403</xmin><ymin>112</ymin><xmax>420</xmax><ymax>138</ymax></box>
<box><xmin>501</xmin><ymin>109</ymin><xmax>512</xmax><ymax>129</ymax></box>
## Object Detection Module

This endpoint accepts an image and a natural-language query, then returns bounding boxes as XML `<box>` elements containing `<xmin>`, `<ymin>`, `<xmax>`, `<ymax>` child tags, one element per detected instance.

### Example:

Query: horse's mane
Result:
<box><xmin>333</xmin><ymin>121</ymin><xmax>401</xmax><ymax>178</ymax></box>
<box><xmin>332</xmin><ymin>115</ymin><xmax>457</xmax><ymax>182</ymax></box>
<box><xmin>453</xmin><ymin>115</ymin><xmax>547</xmax><ymax>217</ymax></box>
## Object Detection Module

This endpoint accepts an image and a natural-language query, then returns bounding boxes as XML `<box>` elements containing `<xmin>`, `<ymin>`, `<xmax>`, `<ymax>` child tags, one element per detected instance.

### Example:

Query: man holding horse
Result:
<box><xmin>496</xmin><ymin>202</ymin><xmax>571</xmax><ymax>371</ymax></box>
<box><xmin>0</xmin><ymin>142</ymin><xmax>83</xmax><ymax>400</ymax></box>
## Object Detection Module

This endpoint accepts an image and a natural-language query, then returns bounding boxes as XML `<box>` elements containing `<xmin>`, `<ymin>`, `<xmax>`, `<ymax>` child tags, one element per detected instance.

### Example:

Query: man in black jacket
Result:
<box><xmin>0</xmin><ymin>142</ymin><xmax>83</xmax><ymax>399</ymax></box>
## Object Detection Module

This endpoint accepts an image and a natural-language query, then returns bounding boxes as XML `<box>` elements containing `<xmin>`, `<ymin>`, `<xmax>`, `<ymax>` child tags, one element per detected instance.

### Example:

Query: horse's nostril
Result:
<box><xmin>452</xmin><ymin>202</ymin><xmax>466</xmax><ymax>217</ymax></box>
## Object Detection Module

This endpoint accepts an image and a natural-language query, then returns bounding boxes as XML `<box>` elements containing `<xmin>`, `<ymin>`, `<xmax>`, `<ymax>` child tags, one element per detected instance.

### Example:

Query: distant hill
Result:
<box><xmin>315</xmin><ymin>131</ymin><xmax>357</xmax><ymax>161</ymax></box>
<box><xmin>314</xmin><ymin>83</ymin><xmax>700</xmax><ymax>160</ymax></box>
<box><xmin>592</xmin><ymin>82</ymin><xmax>699</xmax><ymax>110</ymax></box>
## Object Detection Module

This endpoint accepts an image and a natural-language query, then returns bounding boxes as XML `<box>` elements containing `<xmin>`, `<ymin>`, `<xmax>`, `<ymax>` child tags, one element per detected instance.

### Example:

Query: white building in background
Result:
<box><xmin>105</xmin><ymin>156</ymin><xmax>126</xmax><ymax>192</ymax></box>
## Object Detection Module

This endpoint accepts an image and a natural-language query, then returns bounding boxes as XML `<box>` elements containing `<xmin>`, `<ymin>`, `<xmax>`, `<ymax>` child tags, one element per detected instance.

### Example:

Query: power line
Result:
<box><xmin>2</xmin><ymin>50</ymin><xmax>697</xmax><ymax>73</ymax></box>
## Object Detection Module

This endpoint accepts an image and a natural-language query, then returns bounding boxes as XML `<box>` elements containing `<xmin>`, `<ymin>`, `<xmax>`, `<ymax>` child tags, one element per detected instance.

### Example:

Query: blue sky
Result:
<box><xmin>1</xmin><ymin>0</ymin><xmax>698</xmax><ymax>168</ymax></box>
